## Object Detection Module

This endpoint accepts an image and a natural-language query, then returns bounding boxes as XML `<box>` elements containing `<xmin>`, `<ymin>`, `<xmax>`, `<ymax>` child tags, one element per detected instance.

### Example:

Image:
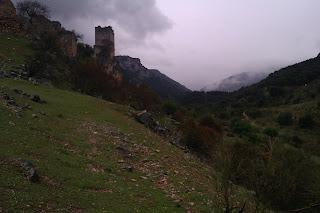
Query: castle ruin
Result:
<box><xmin>94</xmin><ymin>26</ymin><xmax>116</xmax><ymax>74</ymax></box>
<box><xmin>0</xmin><ymin>0</ymin><xmax>77</xmax><ymax>58</ymax></box>
<box><xmin>60</xmin><ymin>31</ymin><xmax>77</xmax><ymax>58</ymax></box>
<box><xmin>0</xmin><ymin>0</ymin><xmax>24</xmax><ymax>35</ymax></box>
<box><xmin>0</xmin><ymin>0</ymin><xmax>16</xmax><ymax>18</ymax></box>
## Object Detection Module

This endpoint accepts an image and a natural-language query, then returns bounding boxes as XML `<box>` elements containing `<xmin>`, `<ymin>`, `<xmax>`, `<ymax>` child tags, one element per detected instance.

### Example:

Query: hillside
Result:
<box><xmin>116</xmin><ymin>56</ymin><xmax>190</xmax><ymax>101</ymax></box>
<box><xmin>0</xmin><ymin>77</ymin><xmax>262</xmax><ymax>212</ymax></box>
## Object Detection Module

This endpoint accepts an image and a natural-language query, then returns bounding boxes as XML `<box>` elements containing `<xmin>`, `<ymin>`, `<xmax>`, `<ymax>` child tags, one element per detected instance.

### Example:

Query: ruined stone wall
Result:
<box><xmin>60</xmin><ymin>32</ymin><xmax>77</xmax><ymax>58</ymax></box>
<box><xmin>0</xmin><ymin>18</ymin><xmax>23</xmax><ymax>34</ymax></box>
<box><xmin>0</xmin><ymin>0</ymin><xmax>25</xmax><ymax>35</ymax></box>
<box><xmin>30</xmin><ymin>15</ymin><xmax>77</xmax><ymax>58</ymax></box>
<box><xmin>31</xmin><ymin>15</ymin><xmax>62</xmax><ymax>34</ymax></box>
<box><xmin>0</xmin><ymin>0</ymin><xmax>16</xmax><ymax>18</ymax></box>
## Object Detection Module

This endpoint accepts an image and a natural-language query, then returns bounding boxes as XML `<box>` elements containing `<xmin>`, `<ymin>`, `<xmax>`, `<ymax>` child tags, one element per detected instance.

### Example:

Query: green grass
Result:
<box><xmin>0</xmin><ymin>78</ymin><xmax>232</xmax><ymax>212</ymax></box>
<box><xmin>0</xmin><ymin>35</ymin><xmax>33</xmax><ymax>71</ymax></box>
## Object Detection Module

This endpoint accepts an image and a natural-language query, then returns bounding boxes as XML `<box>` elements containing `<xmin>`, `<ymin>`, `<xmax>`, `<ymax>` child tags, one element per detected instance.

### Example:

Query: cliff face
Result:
<box><xmin>116</xmin><ymin>56</ymin><xmax>190</xmax><ymax>100</ymax></box>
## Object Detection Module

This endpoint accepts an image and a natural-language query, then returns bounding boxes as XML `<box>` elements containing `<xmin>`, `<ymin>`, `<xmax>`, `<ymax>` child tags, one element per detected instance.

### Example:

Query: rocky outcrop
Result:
<box><xmin>116</xmin><ymin>56</ymin><xmax>190</xmax><ymax>100</ymax></box>
<box><xmin>135</xmin><ymin>111</ymin><xmax>169</xmax><ymax>135</ymax></box>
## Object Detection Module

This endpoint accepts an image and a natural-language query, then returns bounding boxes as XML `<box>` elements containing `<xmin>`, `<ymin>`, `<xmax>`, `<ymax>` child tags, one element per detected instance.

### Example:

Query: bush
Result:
<box><xmin>246</xmin><ymin>109</ymin><xmax>263</xmax><ymax>119</ymax></box>
<box><xmin>298</xmin><ymin>114</ymin><xmax>315</xmax><ymax>129</ymax></box>
<box><xmin>162</xmin><ymin>101</ymin><xmax>178</xmax><ymax>115</ymax></box>
<box><xmin>199</xmin><ymin>115</ymin><xmax>222</xmax><ymax>133</ymax></box>
<box><xmin>181</xmin><ymin>120</ymin><xmax>222</xmax><ymax>157</ymax></box>
<box><xmin>263</xmin><ymin>128</ymin><xmax>279</xmax><ymax>138</ymax></box>
<box><xmin>291</xmin><ymin>136</ymin><xmax>303</xmax><ymax>148</ymax></box>
<box><xmin>277</xmin><ymin>112</ymin><xmax>293</xmax><ymax>126</ymax></box>
<box><xmin>231</xmin><ymin>119</ymin><xmax>253</xmax><ymax>136</ymax></box>
<box><xmin>221</xmin><ymin>142</ymin><xmax>320</xmax><ymax>211</ymax></box>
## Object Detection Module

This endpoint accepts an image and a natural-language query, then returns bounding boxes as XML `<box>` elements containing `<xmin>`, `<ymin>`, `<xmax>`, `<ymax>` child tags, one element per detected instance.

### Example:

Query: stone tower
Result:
<box><xmin>0</xmin><ymin>0</ymin><xmax>16</xmax><ymax>18</ymax></box>
<box><xmin>94</xmin><ymin>26</ymin><xmax>115</xmax><ymax>73</ymax></box>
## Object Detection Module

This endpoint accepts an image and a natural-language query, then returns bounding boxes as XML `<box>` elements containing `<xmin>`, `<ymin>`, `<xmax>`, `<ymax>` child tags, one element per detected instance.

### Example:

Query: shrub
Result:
<box><xmin>181</xmin><ymin>120</ymin><xmax>221</xmax><ymax>157</ymax></box>
<box><xmin>162</xmin><ymin>101</ymin><xmax>178</xmax><ymax>115</ymax></box>
<box><xmin>277</xmin><ymin>112</ymin><xmax>293</xmax><ymax>126</ymax></box>
<box><xmin>199</xmin><ymin>114</ymin><xmax>222</xmax><ymax>133</ymax></box>
<box><xmin>231</xmin><ymin>119</ymin><xmax>253</xmax><ymax>136</ymax></box>
<box><xmin>221</xmin><ymin>142</ymin><xmax>320</xmax><ymax>211</ymax></box>
<box><xmin>246</xmin><ymin>109</ymin><xmax>263</xmax><ymax>119</ymax></box>
<box><xmin>263</xmin><ymin>128</ymin><xmax>279</xmax><ymax>138</ymax></box>
<box><xmin>291</xmin><ymin>136</ymin><xmax>303</xmax><ymax>148</ymax></box>
<box><xmin>298</xmin><ymin>114</ymin><xmax>315</xmax><ymax>129</ymax></box>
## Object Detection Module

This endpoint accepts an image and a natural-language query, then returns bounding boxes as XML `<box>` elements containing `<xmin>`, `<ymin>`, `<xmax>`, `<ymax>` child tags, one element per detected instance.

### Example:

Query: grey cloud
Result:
<box><xmin>13</xmin><ymin>0</ymin><xmax>172</xmax><ymax>40</ymax></box>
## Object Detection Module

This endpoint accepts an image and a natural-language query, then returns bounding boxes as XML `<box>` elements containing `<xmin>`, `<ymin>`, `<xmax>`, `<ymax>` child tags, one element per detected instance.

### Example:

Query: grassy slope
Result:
<box><xmin>0</xmin><ymin>35</ymin><xmax>32</xmax><ymax>71</ymax></box>
<box><xmin>0</xmin><ymin>78</ymin><xmax>221</xmax><ymax>212</ymax></box>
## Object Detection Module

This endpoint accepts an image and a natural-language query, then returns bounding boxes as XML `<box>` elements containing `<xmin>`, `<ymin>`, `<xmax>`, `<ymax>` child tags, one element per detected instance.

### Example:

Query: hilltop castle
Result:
<box><xmin>0</xmin><ymin>0</ymin><xmax>77</xmax><ymax>58</ymax></box>
<box><xmin>94</xmin><ymin>26</ymin><xmax>116</xmax><ymax>74</ymax></box>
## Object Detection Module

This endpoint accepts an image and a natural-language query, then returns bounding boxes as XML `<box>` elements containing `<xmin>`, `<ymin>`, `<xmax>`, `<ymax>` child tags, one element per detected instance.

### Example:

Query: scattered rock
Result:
<box><xmin>13</xmin><ymin>89</ymin><xmax>23</xmax><ymax>95</ymax></box>
<box><xmin>2</xmin><ymin>93</ymin><xmax>10</xmax><ymax>101</ymax></box>
<box><xmin>22</xmin><ymin>92</ymin><xmax>31</xmax><ymax>98</ymax></box>
<box><xmin>32</xmin><ymin>114</ymin><xmax>38</xmax><ymax>119</ymax></box>
<box><xmin>123</xmin><ymin>165</ymin><xmax>134</xmax><ymax>172</ymax></box>
<box><xmin>21</xmin><ymin>160</ymin><xmax>40</xmax><ymax>183</ymax></box>
<box><xmin>117</xmin><ymin>160</ymin><xmax>125</xmax><ymax>164</ymax></box>
<box><xmin>135</xmin><ymin>111</ymin><xmax>169</xmax><ymax>136</ymax></box>
<box><xmin>116</xmin><ymin>146</ymin><xmax>132</xmax><ymax>158</ymax></box>
<box><xmin>31</xmin><ymin>95</ymin><xmax>46</xmax><ymax>104</ymax></box>
<box><xmin>22</xmin><ymin>104</ymin><xmax>32</xmax><ymax>110</ymax></box>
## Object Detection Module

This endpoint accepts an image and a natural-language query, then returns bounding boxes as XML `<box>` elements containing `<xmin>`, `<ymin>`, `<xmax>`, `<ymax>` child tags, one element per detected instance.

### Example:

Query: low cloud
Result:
<box><xmin>13</xmin><ymin>0</ymin><xmax>172</xmax><ymax>42</ymax></box>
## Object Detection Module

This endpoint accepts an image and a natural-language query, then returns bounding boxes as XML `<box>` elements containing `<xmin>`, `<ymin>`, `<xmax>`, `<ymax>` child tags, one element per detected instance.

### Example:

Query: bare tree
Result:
<box><xmin>16</xmin><ymin>0</ymin><xmax>50</xmax><ymax>19</ymax></box>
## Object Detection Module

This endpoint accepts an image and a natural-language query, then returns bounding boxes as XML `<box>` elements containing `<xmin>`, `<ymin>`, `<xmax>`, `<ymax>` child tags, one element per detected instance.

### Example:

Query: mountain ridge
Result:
<box><xmin>202</xmin><ymin>71</ymin><xmax>269</xmax><ymax>92</ymax></box>
<box><xmin>116</xmin><ymin>56</ymin><xmax>190</xmax><ymax>100</ymax></box>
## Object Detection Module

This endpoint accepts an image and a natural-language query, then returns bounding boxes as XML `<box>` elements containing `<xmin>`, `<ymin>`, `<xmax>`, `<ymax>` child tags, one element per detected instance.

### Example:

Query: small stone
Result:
<box><xmin>131</xmin><ymin>179</ymin><xmax>137</xmax><ymax>182</ymax></box>
<box><xmin>21</xmin><ymin>160</ymin><xmax>40</xmax><ymax>183</ymax></box>
<box><xmin>13</xmin><ymin>89</ymin><xmax>23</xmax><ymax>94</ymax></box>
<box><xmin>124</xmin><ymin>165</ymin><xmax>134</xmax><ymax>172</ymax></box>
<box><xmin>32</xmin><ymin>114</ymin><xmax>38</xmax><ymax>118</ymax></box>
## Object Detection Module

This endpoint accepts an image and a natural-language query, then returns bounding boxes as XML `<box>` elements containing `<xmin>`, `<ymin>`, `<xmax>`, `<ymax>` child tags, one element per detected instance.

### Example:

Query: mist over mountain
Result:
<box><xmin>202</xmin><ymin>72</ymin><xmax>269</xmax><ymax>92</ymax></box>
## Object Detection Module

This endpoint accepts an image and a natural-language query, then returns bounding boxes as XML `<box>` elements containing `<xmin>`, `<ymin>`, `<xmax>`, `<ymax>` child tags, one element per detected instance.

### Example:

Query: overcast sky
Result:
<box><xmin>14</xmin><ymin>0</ymin><xmax>320</xmax><ymax>90</ymax></box>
